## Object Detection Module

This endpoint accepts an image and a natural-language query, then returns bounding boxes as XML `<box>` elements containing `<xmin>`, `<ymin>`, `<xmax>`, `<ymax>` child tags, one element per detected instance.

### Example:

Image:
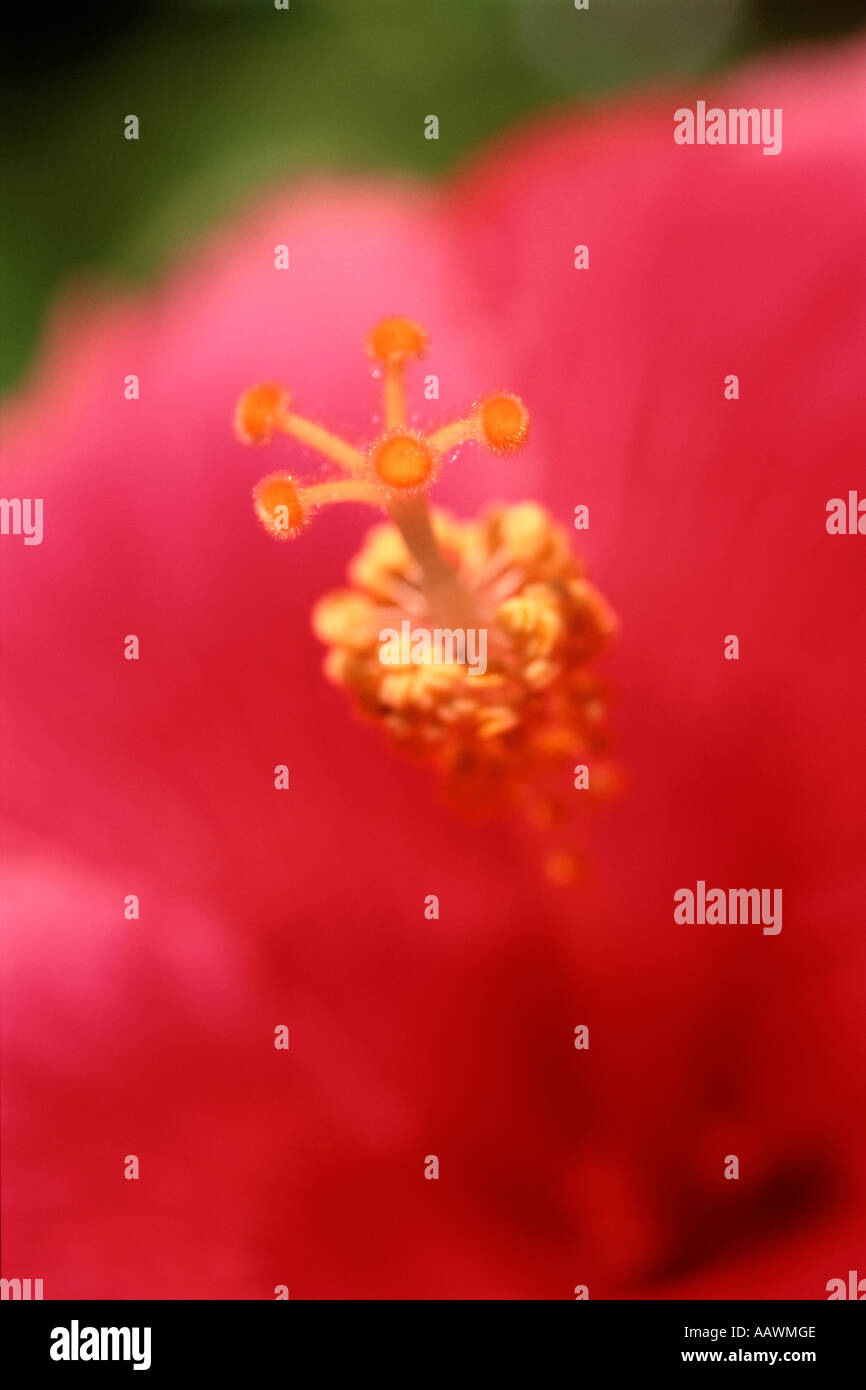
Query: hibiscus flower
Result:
<box><xmin>1</xmin><ymin>36</ymin><xmax>864</xmax><ymax>1299</ymax></box>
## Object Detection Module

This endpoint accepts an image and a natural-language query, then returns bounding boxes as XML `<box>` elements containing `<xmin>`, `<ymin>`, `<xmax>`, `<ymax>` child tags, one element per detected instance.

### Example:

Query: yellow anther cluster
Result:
<box><xmin>312</xmin><ymin>502</ymin><xmax>616</xmax><ymax>809</ymax></box>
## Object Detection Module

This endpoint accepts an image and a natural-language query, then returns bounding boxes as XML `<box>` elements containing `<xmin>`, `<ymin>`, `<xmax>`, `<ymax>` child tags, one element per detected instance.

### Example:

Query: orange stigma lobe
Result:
<box><xmin>234</xmin><ymin>383</ymin><xmax>290</xmax><ymax>444</ymax></box>
<box><xmin>476</xmin><ymin>392</ymin><xmax>530</xmax><ymax>454</ymax></box>
<box><xmin>236</xmin><ymin>316</ymin><xmax>529</xmax><ymax>540</ymax></box>
<box><xmin>371</xmin><ymin>432</ymin><xmax>438</xmax><ymax>491</ymax></box>
<box><xmin>365</xmin><ymin>315</ymin><xmax>429</xmax><ymax>364</ymax></box>
<box><xmin>252</xmin><ymin>472</ymin><xmax>306</xmax><ymax>539</ymax></box>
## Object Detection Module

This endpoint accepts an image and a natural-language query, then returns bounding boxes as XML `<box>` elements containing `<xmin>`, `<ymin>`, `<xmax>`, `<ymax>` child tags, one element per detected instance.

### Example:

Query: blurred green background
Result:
<box><xmin>1</xmin><ymin>0</ymin><xmax>863</xmax><ymax>393</ymax></box>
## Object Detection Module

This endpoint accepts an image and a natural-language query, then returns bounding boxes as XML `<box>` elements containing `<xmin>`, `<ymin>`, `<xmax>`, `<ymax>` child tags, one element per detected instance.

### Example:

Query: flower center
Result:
<box><xmin>235</xmin><ymin>316</ymin><xmax>617</xmax><ymax>867</ymax></box>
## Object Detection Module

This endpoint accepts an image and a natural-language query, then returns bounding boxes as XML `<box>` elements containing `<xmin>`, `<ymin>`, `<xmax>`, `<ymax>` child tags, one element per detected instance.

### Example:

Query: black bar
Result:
<box><xmin>1</xmin><ymin>1299</ymin><xmax>862</xmax><ymax>1376</ymax></box>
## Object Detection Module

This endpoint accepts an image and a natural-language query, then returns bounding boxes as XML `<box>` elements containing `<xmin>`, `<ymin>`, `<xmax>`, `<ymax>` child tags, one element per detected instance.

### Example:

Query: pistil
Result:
<box><xmin>386</xmin><ymin>493</ymin><xmax>479</xmax><ymax>627</ymax></box>
<box><xmin>235</xmin><ymin>316</ymin><xmax>616</xmax><ymax>857</ymax></box>
<box><xmin>276</xmin><ymin>412</ymin><xmax>367</xmax><ymax>476</ymax></box>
